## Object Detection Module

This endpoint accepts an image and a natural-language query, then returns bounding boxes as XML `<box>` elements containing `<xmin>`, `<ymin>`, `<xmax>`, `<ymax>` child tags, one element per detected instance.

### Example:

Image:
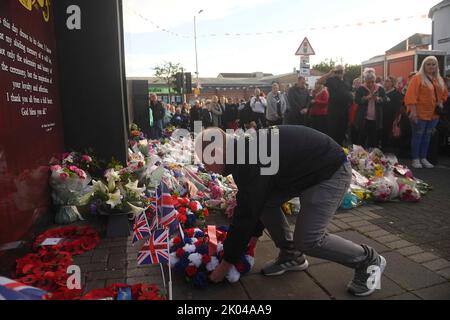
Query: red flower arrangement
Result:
<box><xmin>11</xmin><ymin>226</ymin><xmax>166</xmax><ymax>300</ymax></box>
<box><xmin>170</xmin><ymin>227</ymin><xmax>255</xmax><ymax>288</ymax></box>
<box><xmin>33</xmin><ymin>226</ymin><xmax>100</xmax><ymax>254</ymax></box>
<box><xmin>81</xmin><ymin>283</ymin><xmax>165</xmax><ymax>301</ymax></box>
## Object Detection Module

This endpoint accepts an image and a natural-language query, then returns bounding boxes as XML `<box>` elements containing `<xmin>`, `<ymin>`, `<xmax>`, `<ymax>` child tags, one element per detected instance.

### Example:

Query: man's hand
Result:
<box><xmin>300</xmin><ymin>108</ymin><xmax>308</xmax><ymax>115</ymax></box>
<box><xmin>209</xmin><ymin>260</ymin><xmax>233</xmax><ymax>283</ymax></box>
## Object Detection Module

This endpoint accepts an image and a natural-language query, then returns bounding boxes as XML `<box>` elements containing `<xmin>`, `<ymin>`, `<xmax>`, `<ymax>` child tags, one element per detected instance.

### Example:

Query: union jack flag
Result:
<box><xmin>132</xmin><ymin>211</ymin><xmax>151</xmax><ymax>244</ymax></box>
<box><xmin>137</xmin><ymin>229</ymin><xmax>169</xmax><ymax>265</ymax></box>
<box><xmin>0</xmin><ymin>277</ymin><xmax>47</xmax><ymax>300</ymax></box>
<box><xmin>156</xmin><ymin>181</ymin><xmax>179</xmax><ymax>230</ymax></box>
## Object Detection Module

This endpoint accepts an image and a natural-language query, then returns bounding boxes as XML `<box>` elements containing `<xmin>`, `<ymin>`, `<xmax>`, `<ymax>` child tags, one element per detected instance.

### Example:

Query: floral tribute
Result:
<box><xmin>169</xmin><ymin>227</ymin><xmax>255</xmax><ymax>288</ymax></box>
<box><xmin>11</xmin><ymin>226</ymin><xmax>164</xmax><ymax>300</ymax></box>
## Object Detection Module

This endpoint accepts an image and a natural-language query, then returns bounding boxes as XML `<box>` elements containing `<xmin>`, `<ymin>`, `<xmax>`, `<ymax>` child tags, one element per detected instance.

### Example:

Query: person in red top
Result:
<box><xmin>309</xmin><ymin>83</ymin><xmax>329</xmax><ymax>134</ymax></box>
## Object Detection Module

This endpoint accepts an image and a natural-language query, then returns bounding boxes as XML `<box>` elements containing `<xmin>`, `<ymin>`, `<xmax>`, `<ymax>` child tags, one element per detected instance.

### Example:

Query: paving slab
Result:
<box><xmin>382</xmin><ymin>252</ymin><xmax>447</xmax><ymax>291</ymax></box>
<box><xmin>173</xmin><ymin>279</ymin><xmax>249</xmax><ymax>300</ymax></box>
<box><xmin>383</xmin><ymin>293</ymin><xmax>422</xmax><ymax>300</ymax></box>
<box><xmin>413</xmin><ymin>283</ymin><xmax>450</xmax><ymax>300</ymax></box>
<box><xmin>307</xmin><ymin>263</ymin><xmax>405</xmax><ymax>300</ymax></box>
<box><xmin>240</xmin><ymin>272</ymin><xmax>330</xmax><ymax>300</ymax></box>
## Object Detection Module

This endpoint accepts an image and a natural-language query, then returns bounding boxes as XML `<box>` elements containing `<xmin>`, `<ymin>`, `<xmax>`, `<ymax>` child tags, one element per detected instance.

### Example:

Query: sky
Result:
<box><xmin>123</xmin><ymin>0</ymin><xmax>441</xmax><ymax>78</ymax></box>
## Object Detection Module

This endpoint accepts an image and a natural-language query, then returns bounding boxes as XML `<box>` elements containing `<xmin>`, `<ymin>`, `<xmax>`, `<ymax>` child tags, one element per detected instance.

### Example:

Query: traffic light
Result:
<box><xmin>185</xmin><ymin>72</ymin><xmax>192</xmax><ymax>94</ymax></box>
<box><xmin>176</xmin><ymin>72</ymin><xmax>183</xmax><ymax>93</ymax></box>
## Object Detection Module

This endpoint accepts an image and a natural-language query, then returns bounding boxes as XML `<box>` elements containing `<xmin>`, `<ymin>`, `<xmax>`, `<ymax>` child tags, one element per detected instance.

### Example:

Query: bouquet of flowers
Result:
<box><xmin>129</xmin><ymin>123</ymin><xmax>146</xmax><ymax>147</ymax></box>
<box><xmin>397</xmin><ymin>178</ymin><xmax>421</xmax><ymax>202</ymax></box>
<box><xmin>367</xmin><ymin>176</ymin><xmax>399</xmax><ymax>202</ymax></box>
<box><xmin>90</xmin><ymin>168</ymin><xmax>148</xmax><ymax>215</ymax></box>
<box><xmin>170</xmin><ymin>227</ymin><xmax>255</xmax><ymax>288</ymax></box>
<box><xmin>58</xmin><ymin>151</ymin><xmax>102</xmax><ymax>179</ymax></box>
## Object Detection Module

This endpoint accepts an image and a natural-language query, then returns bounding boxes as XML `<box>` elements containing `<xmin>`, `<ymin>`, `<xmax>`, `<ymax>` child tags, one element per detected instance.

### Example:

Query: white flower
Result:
<box><xmin>190</xmin><ymin>238</ymin><xmax>198</xmax><ymax>245</ymax></box>
<box><xmin>169</xmin><ymin>252</ymin><xmax>179</xmax><ymax>267</ymax></box>
<box><xmin>106</xmin><ymin>190</ymin><xmax>123</xmax><ymax>209</ymax></box>
<box><xmin>92</xmin><ymin>180</ymin><xmax>108</xmax><ymax>194</ymax></box>
<box><xmin>226</xmin><ymin>265</ymin><xmax>241</xmax><ymax>283</ymax></box>
<box><xmin>217</xmin><ymin>243</ymin><xmax>224</xmax><ymax>253</ymax></box>
<box><xmin>125</xmin><ymin>179</ymin><xmax>146</xmax><ymax>196</ymax></box>
<box><xmin>183</xmin><ymin>244</ymin><xmax>197</xmax><ymax>254</ymax></box>
<box><xmin>206</xmin><ymin>257</ymin><xmax>219</xmax><ymax>272</ymax></box>
<box><xmin>188</xmin><ymin>253</ymin><xmax>203</xmax><ymax>268</ymax></box>
<box><xmin>245</xmin><ymin>255</ymin><xmax>255</xmax><ymax>269</ymax></box>
<box><xmin>105</xmin><ymin>169</ymin><xmax>121</xmax><ymax>183</ymax></box>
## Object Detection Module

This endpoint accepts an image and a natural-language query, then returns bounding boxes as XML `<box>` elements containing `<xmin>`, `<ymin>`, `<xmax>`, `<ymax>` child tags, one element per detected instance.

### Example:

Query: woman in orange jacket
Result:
<box><xmin>405</xmin><ymin>56</ymin><xmax>448</xmax><ymax>169</ymax></box>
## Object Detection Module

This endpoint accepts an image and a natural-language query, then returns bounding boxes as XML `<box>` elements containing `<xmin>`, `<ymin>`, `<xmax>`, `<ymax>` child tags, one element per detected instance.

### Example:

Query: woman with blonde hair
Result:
<box><xmin>405</xmin><ymin>56</ymin><xmax>448</xmax><ymax>169</ymax></box>
<box><xmin>355</xmin><ymin>68</ymin><xmax>386</xmax><ymax>148</ymax></box>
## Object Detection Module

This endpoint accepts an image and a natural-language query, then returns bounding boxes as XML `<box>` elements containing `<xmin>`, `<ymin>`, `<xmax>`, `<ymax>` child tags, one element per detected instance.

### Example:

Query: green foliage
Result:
<box><xmin>153</xmin><ymin>62</ymin><xmax>184</xmax><ymax>99</ymax></box>
<box><xmin>313</xmin><ymin>58</ymin><xmax>361</xmax><ymax>85</ymax></box>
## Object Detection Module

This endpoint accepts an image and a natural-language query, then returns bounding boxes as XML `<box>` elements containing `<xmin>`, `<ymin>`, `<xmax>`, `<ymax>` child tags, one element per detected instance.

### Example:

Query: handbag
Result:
<box><xmin>392</xmin><ymin>113</ymin><xmax>402</xmax><ymax>138</ymax></box>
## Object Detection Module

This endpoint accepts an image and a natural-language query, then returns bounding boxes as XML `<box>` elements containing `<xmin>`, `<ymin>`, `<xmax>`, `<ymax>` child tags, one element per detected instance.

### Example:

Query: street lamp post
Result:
<box><xmin>194</xmin><ymin>10</ymin><xmax>203</xmax><ymax>88</ymax></box>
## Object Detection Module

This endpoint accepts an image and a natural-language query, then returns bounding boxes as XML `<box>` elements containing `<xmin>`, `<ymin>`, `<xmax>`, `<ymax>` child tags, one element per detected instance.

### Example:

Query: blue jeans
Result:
<box><xmin>411</xmin><ymin>119</ymin><xmax>439</xmax><ymax>160</ymax></box>
<box><xmin>152</xmin><ymin>120</ymin><xmax>163</xmax><ymax>139</ymax></box>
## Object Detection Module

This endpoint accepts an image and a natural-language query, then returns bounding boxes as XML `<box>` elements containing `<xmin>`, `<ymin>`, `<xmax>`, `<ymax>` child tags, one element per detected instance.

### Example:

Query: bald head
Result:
<box><xmin>194</xmin><ymin>128</ymin><xmax>228</xmax><ymax>174</ymax></box>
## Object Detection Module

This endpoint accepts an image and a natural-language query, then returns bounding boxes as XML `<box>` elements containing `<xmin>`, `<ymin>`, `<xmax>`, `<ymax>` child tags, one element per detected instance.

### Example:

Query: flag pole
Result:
<box><xmin>167</xmin><ymin>235</ymin><xmax>173</xmax><ymax>301</ymax></box>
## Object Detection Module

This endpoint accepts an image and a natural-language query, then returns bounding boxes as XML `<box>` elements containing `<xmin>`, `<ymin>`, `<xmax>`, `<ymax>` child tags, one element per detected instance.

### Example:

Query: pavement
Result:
<box><xmin>70</xmin><ymin>158</ymin><xmax>450</xmax><ymax>300</ymax></box>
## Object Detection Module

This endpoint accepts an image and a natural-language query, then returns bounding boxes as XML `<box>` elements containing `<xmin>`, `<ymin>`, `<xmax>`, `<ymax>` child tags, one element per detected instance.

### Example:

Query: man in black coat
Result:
<box><xmin>149</xmin><ymin>94</ymin><xmax>165</xmax><ymax>139</ymax></box>
<box><xmin>190</xmin><ymin>100</ymin><xmax>202</xmax><ymax>132</ymax></box>
<box><xmin>286</xmin><ymin>76</ymin><xmax>311</xmax><ymax>126</ymax></box>
<box><xmin>195</xmin><ymin>126</ymin><xmax>386</xmax><ymax>297</ymax></box>
<box><xmin>317</xmin><ymin>65</ymin><xmax>353</xmax><ymax>146</ymax></box>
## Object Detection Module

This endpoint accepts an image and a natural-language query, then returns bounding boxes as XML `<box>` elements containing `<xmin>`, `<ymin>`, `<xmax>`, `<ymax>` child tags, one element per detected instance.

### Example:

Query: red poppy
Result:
<box><xmin>202</xmin><ymin>208</ymin><xmax>209</xmax><ymax>218</ymax></box>
<box><xmin>176</xmin><ymin>248</ymin><xmax>185</xmax><ymax>258</ymax></box>
<box><xmin>81</xmin><ymin>288</ymin><xmax>115</xmax><ymax>300</ymax></box>
<box><xmin>178</xmin><ymin>213</ymin><xmax>187</xmax><ymax>224</ymax></box>
<box><xmin>186</xmin><ymin>266</ymin><xmax>198</xmax><ymax>277</ymax></box>
<box><xmin>189</xmin><ymin>201</ymin><xmax>199</xmax><ymax>212</ymax></box>
<box><xmin>235</xmin><ymin>262</ymin><xmax>246</xmax><ymax>273</ymax></box>
<box><xmin>178</xmin><ymin>207</ymin><xmax>187</xmax><ymax>216</ymax></box>
<box><xmin>180</xmin><ymin>197</ymin><xmax>190</xmax><ymax>206</ymax></box>
<box><xmin>202</xmin><ymin>255</ymin><xmax>212</xmax><ymax>264</ymax></box>
<box><xmin>138</xmin><ymin>291</ymin><xmax>159</xmax><ymax>300</ymax></box>
<box><xmin>186</xmin><ymin>229</ymin><xmax>195</xmax><ymax>238</ymax></box>
<box><xmin>173</xmin><ymin>236</ymin><xmax>182</xmax><ymax>245</ymax></box>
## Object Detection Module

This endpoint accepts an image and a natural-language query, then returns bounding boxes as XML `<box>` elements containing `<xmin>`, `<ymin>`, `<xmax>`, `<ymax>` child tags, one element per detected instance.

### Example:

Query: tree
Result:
<box><xmin>344</xmin><ymin>64</ymin><xmax>362</xmax><ymax>86</ymax></box>
<box><xmin>313</xmin><ymin>58</ymin><xmax>361</xmax><ymax>85</ymax></box>
<box><xmin>153</xmin><ymin>62</ymin><xmax>183</xmax><ymax>103</ymax></box>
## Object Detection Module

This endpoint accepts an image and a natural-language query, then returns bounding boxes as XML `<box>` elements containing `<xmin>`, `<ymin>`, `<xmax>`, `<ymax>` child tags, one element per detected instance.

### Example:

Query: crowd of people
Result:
<box><xmin>144</xmin><ymin>56</ymin><xmax>450</xmax><ymax>168</ymax></box>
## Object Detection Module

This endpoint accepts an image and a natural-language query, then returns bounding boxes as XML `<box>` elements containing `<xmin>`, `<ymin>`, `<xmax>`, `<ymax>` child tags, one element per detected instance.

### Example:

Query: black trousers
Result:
<box><xmin>358</xmin><ymin>120</ymin><xmax>378</xmax><ymax>149</ymax></box>
<box><xmin>267</xmin><ymin>119</ymin><xmax>283</xmax><ymax>127</ymax></box>
<box><xmin>328</xmin><ymin>106</ymin><xmax>349</xmax><ymax>146</ymax></box>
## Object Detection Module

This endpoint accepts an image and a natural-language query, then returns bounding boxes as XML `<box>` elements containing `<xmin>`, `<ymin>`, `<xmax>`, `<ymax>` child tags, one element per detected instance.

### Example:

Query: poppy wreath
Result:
<box><xmin>14</xmin><ymin>248</ymin><xmax>74</xmax><ymax>293</ymax></box>
<box><xmin>80</xmin><ymin>283</ymin><xmax>165</xmax><ymax>301</ymax></box>
<box><xmin>169</xmin><ymin>227</ymin><xmax>255</xmax><ymax>288</ymax></box>
<box><xmin>13</xmin><ymin>226</ymin><xmax>100</xmax><ymax>298</ymax></box>
<box><xmin>33</xmin><ymin>226</ymin><xmax>100</xmax><ymax>255</ymax></box>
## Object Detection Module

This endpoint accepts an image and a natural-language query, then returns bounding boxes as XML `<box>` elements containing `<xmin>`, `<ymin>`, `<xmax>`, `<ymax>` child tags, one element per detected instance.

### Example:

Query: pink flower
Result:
<box><xmin>82</xmin><ymin>155</ymin><xmax>93</xmax><ymax>163</ymax></box>
<box><xmin>68</xmin><ymin>166</ymin><xmax>78</xmax><ymax>172</ymax></box>
<box><xmin>50</xmin><ymin>165</ymin><xmax>62</xmax><ymax>172</ymax></box>
<box><xmin>59</xmin><ymin>172</ymin><xmax>69</xmax><ymax>180</ymax></box>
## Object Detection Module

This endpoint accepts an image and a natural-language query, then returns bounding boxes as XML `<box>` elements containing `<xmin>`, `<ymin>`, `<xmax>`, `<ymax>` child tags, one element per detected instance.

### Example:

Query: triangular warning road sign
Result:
<box><xmin>295</xmin><ymin>37</ymin><xmax>315</xmax><ymax>56</ymax></box>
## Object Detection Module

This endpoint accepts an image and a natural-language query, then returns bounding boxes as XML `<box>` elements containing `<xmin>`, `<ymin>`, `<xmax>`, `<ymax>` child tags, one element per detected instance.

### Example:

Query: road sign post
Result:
<box><xmin>295</xmin><ymin>37</ymin><xmax>315</xmax><ymax>78</ymax></box>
